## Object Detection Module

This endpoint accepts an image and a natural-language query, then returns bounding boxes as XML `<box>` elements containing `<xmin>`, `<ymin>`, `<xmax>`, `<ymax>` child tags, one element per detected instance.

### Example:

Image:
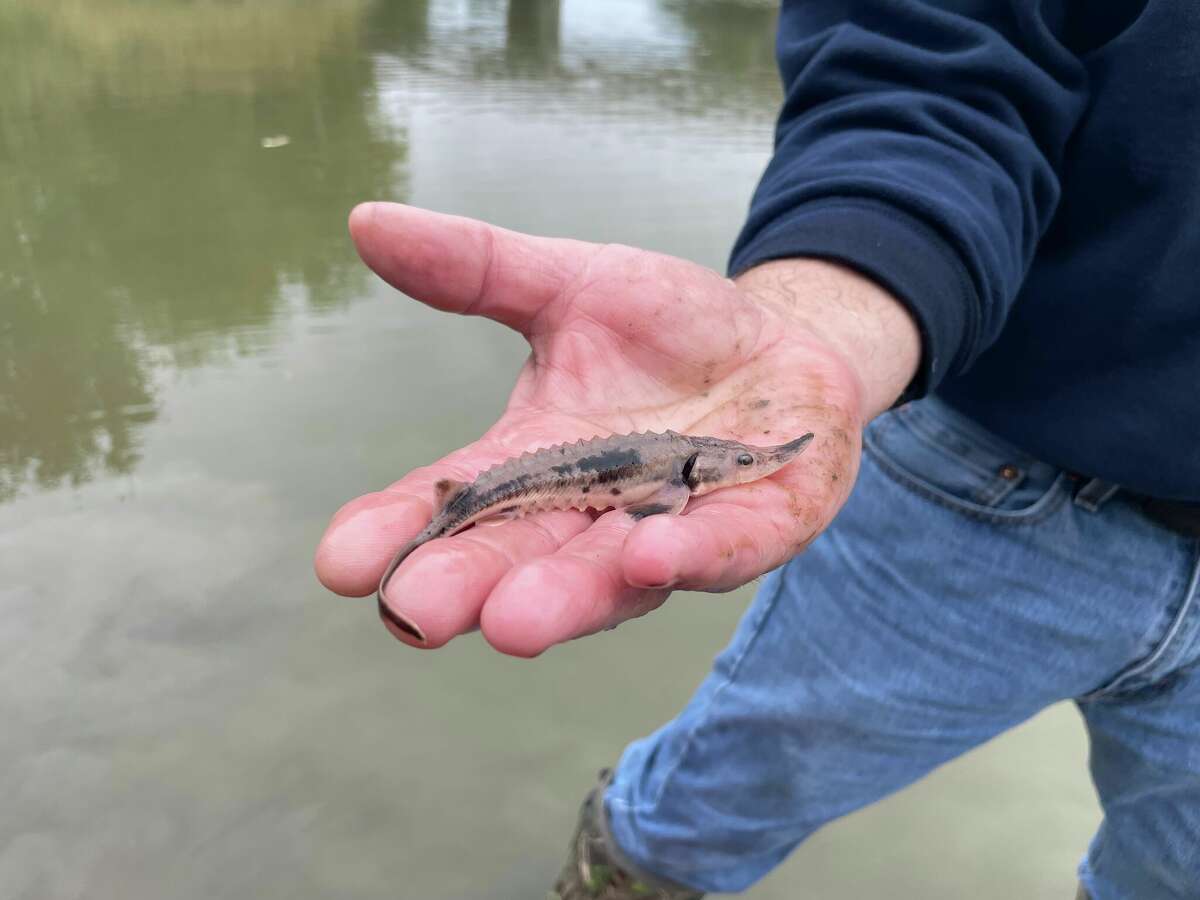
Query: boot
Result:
<box><xmin>550</xmin><ymin>769</ymin><xmax>704</xmax><ymax>900</ymax></box>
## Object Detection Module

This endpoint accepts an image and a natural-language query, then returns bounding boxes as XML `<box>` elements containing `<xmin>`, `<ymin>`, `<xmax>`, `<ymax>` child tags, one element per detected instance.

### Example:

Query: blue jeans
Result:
<box><xmin>605</xmin><ymin>397</ymin><xmax>1200</xmax><ymax>898</ymax></box>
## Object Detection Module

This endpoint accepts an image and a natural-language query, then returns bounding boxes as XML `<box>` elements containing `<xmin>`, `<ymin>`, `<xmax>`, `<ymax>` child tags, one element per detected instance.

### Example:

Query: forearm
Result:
<box><xmin>730</xmin><ymin>2</ymin><xmax>1087</xmax><ymax>404</ymax></box>
<box><xmin>735</xmin><ymin>258</ymin><xmax>920</xmax><ymax>422</ymax></box>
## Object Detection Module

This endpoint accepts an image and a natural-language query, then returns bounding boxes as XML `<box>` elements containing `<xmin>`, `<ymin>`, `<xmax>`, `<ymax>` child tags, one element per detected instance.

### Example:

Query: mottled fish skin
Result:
<box><xmin>376</xmin><ymin>429</ymin><xmax>814</xmax><ymax>638</ymax></box>
<box><xmin>442</xmin><ymin>431</ymin><xmax>687</xmax><ymax>524</ymax></box>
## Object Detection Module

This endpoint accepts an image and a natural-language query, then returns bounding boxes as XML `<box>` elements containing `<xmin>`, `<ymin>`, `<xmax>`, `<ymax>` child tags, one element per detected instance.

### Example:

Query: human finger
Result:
<box><xmin>620</xmin><ymin>488</ymin><xmax>821</xmax><ymax>592</ymax></box>
<box><xmin>313</xmin><ymin>443</ymin><xmax>500</xmax><ymax>597</ymax></box>
<box><xmin>375</xmin><ymin>510</ymin><xmax>591</xmax><ymax>649</ymax></box>
<box><xmin>479</xmin><ymin>511</ymin><xmax>670</xmax><ymax>658</ymax></box>
<box><xmin>348</xmin><ymin>202</ymin><xmax>594</xmax><ymax>334</ymax></box>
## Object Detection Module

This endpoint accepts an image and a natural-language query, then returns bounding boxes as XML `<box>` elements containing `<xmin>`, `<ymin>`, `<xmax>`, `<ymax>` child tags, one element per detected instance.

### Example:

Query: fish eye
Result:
<box><xmin>737</xmin><ymin>453</ymin><xmax>754</xmax><ymax>466</ymax></box>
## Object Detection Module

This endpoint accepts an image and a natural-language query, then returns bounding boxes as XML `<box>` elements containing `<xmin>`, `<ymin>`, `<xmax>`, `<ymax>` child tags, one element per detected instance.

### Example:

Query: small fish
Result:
<box><xmin>377</xmin><ymin>430</ymin><xmax>815</xmax><ymax>641</ymax></box>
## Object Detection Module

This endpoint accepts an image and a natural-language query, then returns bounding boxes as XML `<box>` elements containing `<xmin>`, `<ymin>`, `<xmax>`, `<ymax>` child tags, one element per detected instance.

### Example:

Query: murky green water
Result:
<box><xmin>0</xmin><ymin>2</ymin><xmax>1099</xmax><ymax>897</ymax></box>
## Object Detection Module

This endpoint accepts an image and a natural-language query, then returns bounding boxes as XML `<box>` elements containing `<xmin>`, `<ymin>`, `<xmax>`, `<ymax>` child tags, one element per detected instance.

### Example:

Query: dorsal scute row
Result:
<box><xmin>473</xmin><ymin>430</ymin><xmax>683</xmax><ymax>483</ymax></box>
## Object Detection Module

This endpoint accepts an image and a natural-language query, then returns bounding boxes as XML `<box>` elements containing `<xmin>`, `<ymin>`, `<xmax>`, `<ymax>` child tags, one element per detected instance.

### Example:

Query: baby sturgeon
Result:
<box><xmin>377</xmin><ymin>430</ymin><xmax>814</xmax><ymax>640</ymax></box>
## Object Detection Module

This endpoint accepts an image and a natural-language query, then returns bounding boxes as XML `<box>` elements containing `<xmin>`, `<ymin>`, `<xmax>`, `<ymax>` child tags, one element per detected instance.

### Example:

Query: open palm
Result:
<box><xmin>315</xmin><ymin>203</ymin><xmax>865</xmax><ymax>656</ymax></box>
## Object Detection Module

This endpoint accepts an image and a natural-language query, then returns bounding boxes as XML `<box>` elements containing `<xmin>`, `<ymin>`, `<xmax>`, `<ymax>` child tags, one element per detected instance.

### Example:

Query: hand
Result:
<box><xmin>314</xmin><ymin>203</ymin><xmax>919</xmax><ymax>656</ymax></box>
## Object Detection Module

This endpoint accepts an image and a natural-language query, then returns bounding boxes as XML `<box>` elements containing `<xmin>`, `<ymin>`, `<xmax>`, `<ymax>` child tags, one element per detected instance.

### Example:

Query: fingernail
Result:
<box><xmin>635</xmin><ymin>580</ymin><xmax>676</xmax><ymax>591</ymax></box>
<box><xmin>378</xmin><ymin>597</ymin><xmax>427</xmax><ymax>643</ymax></box>
<box><xmin>623</xmin><ymin>568</ymin><xmax>677</xmax><ymax>590</ymax></box>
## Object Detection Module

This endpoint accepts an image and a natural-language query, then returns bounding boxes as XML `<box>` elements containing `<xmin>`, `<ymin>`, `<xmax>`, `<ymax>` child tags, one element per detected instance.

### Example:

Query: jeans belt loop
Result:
<box><xmin>1074</xmin><ymin>477</ymin><xmax>1121</xmax><ymax>513</ymax></box>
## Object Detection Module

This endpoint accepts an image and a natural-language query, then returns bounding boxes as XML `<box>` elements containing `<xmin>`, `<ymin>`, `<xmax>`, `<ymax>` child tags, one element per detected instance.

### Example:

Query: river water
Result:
<box><xmin>0</xmin><ymin>2</ymin><xmax>1099</xmax><ymax>897</ymax></box>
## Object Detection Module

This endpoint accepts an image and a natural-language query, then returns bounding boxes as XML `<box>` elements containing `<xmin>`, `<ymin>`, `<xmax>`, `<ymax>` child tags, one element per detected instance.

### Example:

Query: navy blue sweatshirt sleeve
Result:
<box><xmin>730</xmin><ymin>1</ymin><xmax>1090</xmax><ymax>396</ymax></box>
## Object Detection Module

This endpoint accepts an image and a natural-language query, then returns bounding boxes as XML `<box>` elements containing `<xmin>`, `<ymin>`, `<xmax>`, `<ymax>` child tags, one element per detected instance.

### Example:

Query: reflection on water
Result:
<box><xmin>506</xmin><ymin>0</ymin><xmax>561</xmax><ymax>70</ymax></box>
<box><xmin>0</xmin><ymin>0</ymin><xmax>401</xmax><ymax>501</ymax></box>
<box><xmin>0</xmin><ymin>3</ymin><xmax>1098</xmax><ymax>899</ymax></box>
<box><xmin>0</xmin><ymin>0</ymin><xmax>782</xmax><ymax>504</ymax></box>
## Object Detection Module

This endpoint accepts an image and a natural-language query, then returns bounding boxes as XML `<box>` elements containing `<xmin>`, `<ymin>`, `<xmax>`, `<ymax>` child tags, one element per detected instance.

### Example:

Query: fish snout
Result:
<box><xmin>771</xmin><ymin>432</ymin><xmax>814</xmax><ymax>463</ymax></box>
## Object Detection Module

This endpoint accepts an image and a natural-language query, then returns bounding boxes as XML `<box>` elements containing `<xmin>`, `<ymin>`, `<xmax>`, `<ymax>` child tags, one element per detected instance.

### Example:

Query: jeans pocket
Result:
<box><xmin>864</xmin><ymin>396</ymin><xmax>1068</xmax><ymax>524</ymax></box>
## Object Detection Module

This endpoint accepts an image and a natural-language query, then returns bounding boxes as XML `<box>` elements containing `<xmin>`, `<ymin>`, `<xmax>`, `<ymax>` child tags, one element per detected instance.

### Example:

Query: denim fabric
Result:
<box><xmin>605</xmin><ymin>397</ymin><xmax>1200</xmax><ymax>898</ymax></box>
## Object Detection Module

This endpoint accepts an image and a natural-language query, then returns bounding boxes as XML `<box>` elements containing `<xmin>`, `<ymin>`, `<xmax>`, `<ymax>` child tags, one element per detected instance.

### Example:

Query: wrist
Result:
<box><xmin>735</xmin><ymin>258</ymin><xmax>922</xmax><ymax>421</ymax></box>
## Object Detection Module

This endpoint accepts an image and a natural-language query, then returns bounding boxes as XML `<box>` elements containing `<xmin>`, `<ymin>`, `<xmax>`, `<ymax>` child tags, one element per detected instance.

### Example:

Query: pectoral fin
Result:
<box><xmin>473</xmin><ymin>505</ymin><xmax>521</xmax><ymax>526</ymax></box>
<box><xmin>625</xmin><ymin>479</ymin><xmax>691</xmax><ymax>521</ymax></box>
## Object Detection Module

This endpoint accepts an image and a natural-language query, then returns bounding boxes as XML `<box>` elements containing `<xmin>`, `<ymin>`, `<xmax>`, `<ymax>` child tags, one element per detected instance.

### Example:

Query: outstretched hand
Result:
<box><xmin>315</xmin><ymin>203</ymin><xmax>918</xmax><ymax>656</ymax></box>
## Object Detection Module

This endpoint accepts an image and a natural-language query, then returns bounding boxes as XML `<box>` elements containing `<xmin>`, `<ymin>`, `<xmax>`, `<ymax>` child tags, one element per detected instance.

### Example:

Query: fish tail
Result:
<box><xmin>375</xmin><ymin>523</ymin><xmax>441</xmax><ymax>642</ymax></box>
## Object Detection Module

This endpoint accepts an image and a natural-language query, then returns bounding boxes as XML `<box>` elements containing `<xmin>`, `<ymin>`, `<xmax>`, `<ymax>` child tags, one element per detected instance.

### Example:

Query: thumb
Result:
<box><xmin>348</xmin><ymin>202</ymin><xmax>593</xmax><ymax>334</ymax></box>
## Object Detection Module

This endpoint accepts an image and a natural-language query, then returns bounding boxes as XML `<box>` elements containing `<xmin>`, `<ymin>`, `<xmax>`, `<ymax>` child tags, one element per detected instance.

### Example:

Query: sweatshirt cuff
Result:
<box><xmin>728</xmin><ymin>198</ymin><xmax>978</xmax><ymax>401</ymax></box>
